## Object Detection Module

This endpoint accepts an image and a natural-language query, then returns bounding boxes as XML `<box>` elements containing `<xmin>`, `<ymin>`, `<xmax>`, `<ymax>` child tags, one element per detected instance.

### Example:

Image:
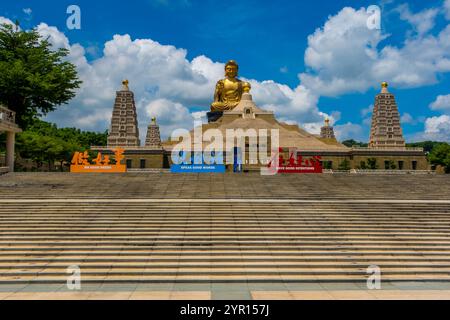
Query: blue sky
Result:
<box><xmin>1</xmin><ymin>0</ymin><xmax>450</xmax><ymax>142</ymax></box>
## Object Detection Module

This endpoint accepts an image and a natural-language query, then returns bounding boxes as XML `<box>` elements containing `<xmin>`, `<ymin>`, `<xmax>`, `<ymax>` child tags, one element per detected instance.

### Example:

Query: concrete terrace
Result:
<box><xmin>0</xmin><ymin>172</ymin><xmax>449</xmax><ymax>200</ymax></box>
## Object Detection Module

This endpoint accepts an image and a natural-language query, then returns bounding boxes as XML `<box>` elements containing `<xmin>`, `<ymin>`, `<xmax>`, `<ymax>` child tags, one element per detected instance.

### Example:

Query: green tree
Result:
<box><xmin>367</xmin><ymin>158</ymin><xmax>378</xmax><ymax>170</ymax></box>
<box><xmin>322</xmin><ymin>161</ymin><xmax>332</xmax><ymax>170</ymax></box>
<box><xmin>407</xmin><ymin>141</ymin><xmax>446</xmax><ymax>153</ymax></box>
<box><xmin>0</xmin><ymin>22</ymin><xmax>81</xmax><ymax>129</ymax></box>
<box><xmin>428</xmin><ymin>143</ymin><xmax>450</xmax><ymax>173</ymax></box>
<box><xmin>341</xmin><ymin>139</ymin><xmax>368</xmax><ymax>148</ymax></box>
<box><xmin>388</xmin><ymin>160</ymin><xmax>396</xmax><ymax>170</ymax></box>
<box><xmin>338</xmin><ymin>159</ymin><xmax>351</xmax><ymax>171</ymax></box>
<box><xmin>16</xmin><ymin>120</ymin><xmax>107</xmax><ymax>171</ymax></box>
<box><xmin>358</xmin><ymin>161</ymin><xmax>368</xmax><ymax>169</ymax></box>
<box><xmin>16</xmin><ymin>131</ymin><xmax>46</xmax><ymax>169</ymax></box>
<box><xmin>24</xmin><ymin>119</ymin><xmax>107</xmax><ymax>149</ymax></box>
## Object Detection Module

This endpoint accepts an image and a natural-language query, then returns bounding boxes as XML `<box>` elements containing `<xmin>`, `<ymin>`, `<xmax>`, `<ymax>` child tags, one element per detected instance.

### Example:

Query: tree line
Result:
<box><xmin>10</xmin><ymin>120</ymin><xmax>107</xmax><ymax>171</ymax></box>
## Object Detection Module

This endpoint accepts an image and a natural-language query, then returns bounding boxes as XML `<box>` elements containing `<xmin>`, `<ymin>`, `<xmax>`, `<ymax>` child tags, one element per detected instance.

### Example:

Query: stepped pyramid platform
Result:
<box><xmin>1</xmin><ymin>172</ymin><xmax>450</xmax><ymax>300</ymax></box>
<box><xmin>164</xmin><ymin>92</ymin><xmax>348</xmax><ymax>153</ymax></box>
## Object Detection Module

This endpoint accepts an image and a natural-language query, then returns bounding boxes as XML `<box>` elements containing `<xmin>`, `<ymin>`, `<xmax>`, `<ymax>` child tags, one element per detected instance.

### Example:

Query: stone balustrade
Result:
<box><xmin>351</xmin><ymin>169</ymin><xmax>435</xmax><ymax>175</ymax></box>
<box><xmin>0</xmin><ymin>105</ymin><xmax>16</xmax><ymax>125</ymax></box>
<box><xmin>351</xmin><ymin>146</ymin><xmax>424</xmax><ymax>152</ymax></box>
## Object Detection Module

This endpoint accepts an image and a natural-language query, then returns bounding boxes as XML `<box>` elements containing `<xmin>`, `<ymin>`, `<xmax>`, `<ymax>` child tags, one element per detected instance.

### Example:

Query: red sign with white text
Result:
<box><xmin>269</xmin><ymin>148</ymin><xmax>323</xmax><ymax>174</ymax></box>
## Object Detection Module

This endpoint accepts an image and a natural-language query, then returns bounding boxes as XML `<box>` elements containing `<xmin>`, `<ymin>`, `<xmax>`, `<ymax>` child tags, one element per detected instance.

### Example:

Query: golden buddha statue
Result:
<box><xmin>211</xmin><ymin>60</ymin><xmax>251</xmax><ymax>112</ymax></box>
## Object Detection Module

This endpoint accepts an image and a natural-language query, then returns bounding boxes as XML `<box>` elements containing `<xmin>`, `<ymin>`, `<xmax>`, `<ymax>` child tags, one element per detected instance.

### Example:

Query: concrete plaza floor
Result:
<box><xmin>2</xmin><ymin>282</ymin><xmax>450</xmax><ymax>300</ymax></box>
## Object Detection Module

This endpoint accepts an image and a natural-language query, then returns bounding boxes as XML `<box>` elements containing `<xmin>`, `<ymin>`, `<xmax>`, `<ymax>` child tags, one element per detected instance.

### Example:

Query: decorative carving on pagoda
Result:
<box><xmin>107</xmin><ymin>80</ymin><xmax>141</xmax><ymax>147</ymax></box>
<box><xmin>320</xmin><ymin>118</ymin><xmax>336</xmax><ymax>139</ymax></box>
<box><xmin>145</xmin><ymin>117</ymin><xmax>162</xmax><ymax>148</ymax></box>
<box><xmin>369</xmin><ymin>82</ymin><xmax>406</xmax><ymax>149</ymax></box>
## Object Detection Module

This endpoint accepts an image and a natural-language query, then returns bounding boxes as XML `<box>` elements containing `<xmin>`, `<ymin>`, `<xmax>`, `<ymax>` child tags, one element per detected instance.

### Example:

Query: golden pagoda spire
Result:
<box><xmin>122</xmin><ymin>79</ymin><xmax>129</xmax><ymax>91</ymax></box>
<box><xmin>243</xmin><ymin>82</ymin><xmax>251</xmax><ymax>93</ymax></box>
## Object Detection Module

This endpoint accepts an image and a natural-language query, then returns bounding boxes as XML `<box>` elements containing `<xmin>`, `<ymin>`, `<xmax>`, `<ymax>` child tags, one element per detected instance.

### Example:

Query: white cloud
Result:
<box><xmin>23</xmin><ymin>8</ymin><xmax>32</xmax><ymax>16</ymax></box>
<box><xmin>76</xmin><ymin>108</ymin><xmax>112</xmax><ymax>129</ymax></box>
<box><xmin>420</xmin><ymin>115</ymin><xmax>450</xmax><ymax>141</ymax></box>
<box><xmin>280</xmin><ymin>66</ymin><xmax>289</xmax><ymax>74</ymax></box>
<box><xmin>362</xmin><ymin>117</ymin><xmax>372</xmax><ymax>126</ymax></box>
<box><xmin>430</xmin><ymin>94</ymin><xmax>450</xmax><ymax>112</ymax></box>
<box><xmin>144</xmin><ymin>99</ymin><xmax>195</xmax><ymax>139</ymax></box>
<box><xmin>330</xmin><ymin>111</ymin><xmax>341</xmax><ymax>123</ymax></box>
<box><xmin>361</xmin><ymin>105</ymin><xmax>373</xmax><ymax>117</ymax></box>
<box><xmin>300</xmin><ymin>7</ymin><xmax>386</xmax><ymax>96</ymax></box>
<box><xmin>410</xmin><ymin>115</ymin><xmax>450</xmax><ymax>142</ymax></box>
<box><xmin>401</xmin><ymin>112</ymin><xmax>415</xmax><ymax>124</ymax></box>
<box><xmin>299</xmin><ymin>7</ymin><xmax>450</xmax><ymax>96</ymax></box>
<box><xmin>334</xmin><ymin>122</ymin><xmax>368</xmax><ymax>141</ymax></box>
<box><xmin>445</xmin><ymin>0</ymin><xmax>450</xmax><ymax>20</ymax></box>
<box><xmin>37</xmin><ymin>23</ymin><xmax>70</xmax><ymax>50</ymax></box>
<box><xmin>0</xmin><ymin>17</ymin><xmax>15</xmax><ymax>26</ymax></box>
<box><xmin>397</xmin><ymin>4</ymin><xmax>439</xmax><ymax>36</ymax></box>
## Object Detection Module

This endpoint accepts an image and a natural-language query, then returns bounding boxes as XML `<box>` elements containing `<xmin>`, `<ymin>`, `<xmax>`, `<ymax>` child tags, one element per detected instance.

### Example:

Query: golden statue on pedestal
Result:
<box><xmin>211</xmin><ymin>60</ymin><xmax>251</xmax><ymax>112</ymax></box>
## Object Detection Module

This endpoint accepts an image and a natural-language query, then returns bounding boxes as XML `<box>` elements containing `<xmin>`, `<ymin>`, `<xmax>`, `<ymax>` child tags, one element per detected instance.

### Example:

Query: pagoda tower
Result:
<box><xmin>369</xmin><ymin>82</ymin><xmax>405</xmax><ymax>149</ymax></box>
<box><xmin>320</xmin><ymin>118</ymin><xmax>336</xmax><ymax>139</ymax></box>
<box><xmin>107</xmin><ymin>80</ymin><xmax>141</xmax><ymax>147</ymax></box>
<box><xmin>145</xmin><ymin>117</ymin><xmax>162</xmax><ymax>148</ymax></box>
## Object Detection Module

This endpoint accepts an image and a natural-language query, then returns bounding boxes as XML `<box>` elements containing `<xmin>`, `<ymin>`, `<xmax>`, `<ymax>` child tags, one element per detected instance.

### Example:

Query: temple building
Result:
<box><xmin>94</xmin><ymin>63</ymin><xmax>428</xmax><ymax>171</ymax></box>
<box><xmin>369</xmin><ymin>82</ymin><xmax>406</xmax><ymax>149</ymax></box>
<box><xmin>320</xmin><ymin>119</ymin><xmax>336</xmax><ymax>140</ymax></box>
<box><xmin>92</xmin><ymin>81</ymin><xmax>165</xmax><ymax>170</ymax></box>
<box><xmin>107</xmin><ymin>80</ymin><xmax>140</xmax><ymax>147</ymax></box>
<box><xmin>0</xmin><ymin>105</ymin><xmax>22</xmax><ymax>173</ymax></box>
<box><xmin>145</xmin><ymin>117</ymin><xmax>162</xmax><ymax>148</ymax></box>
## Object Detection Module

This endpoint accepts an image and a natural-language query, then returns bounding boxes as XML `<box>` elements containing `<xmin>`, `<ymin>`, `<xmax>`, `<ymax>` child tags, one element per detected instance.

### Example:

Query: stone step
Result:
<box><xmin>4</xmin><ymin>267</ymin><xmax>450</xmax><ymax>276</ymax></box>
<box><xmin>2</xmin><ymin>269</ymin><xmax>450</xmax><ymax>277</ymax></box>
<box><xmin>2</xmin><ymin>274</ymin><xmax>450</xmax><ymax>285</ymax></box>
<box><xmin>2</xmin><ymin>256</ymin><xmax>450</xmax><ymax>263</ymax></box>
<box><xmin>2</xmin><ymin>211</ymin><xmax>448</xmax><ymax>216</ymax></box>
<box><xmin>1</xmin><ymin>227</ymin><xmax>450</xmax><ymax>235</ymax></box>
<box><xmin>2</xmin><ymin>261</ymin><xmax>450</xmax><ymax>268</ymax></box>
<box><xmin>0</xmin><ymin>226</ymin><xmax>450</xmax><ymax>234</ymax></box>
<box><xmin>2</xmin><ymin>240</ymin><xmax>450</xmax><ymax>245</ymax></box>
<box><xmin>1</xmin><ymin>242</ymin><xmax>450</xmax><ymax>248</ymax></box>
<box><xmin>1</xmin><ymin>204</ymin><xmax>446</xmax><ymax>206</ymax></box>
<box><xmin>1</xmin><ymin>252</ymin><xmax>450</xmax><ymax>258</ymax></box>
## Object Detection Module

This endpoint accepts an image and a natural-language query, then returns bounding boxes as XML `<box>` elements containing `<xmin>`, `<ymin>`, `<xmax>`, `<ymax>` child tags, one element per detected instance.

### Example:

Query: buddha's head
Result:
<box><xmin>225</xmin><ymin>60</ymin><xmax>238</xmax><ymax>79</ymax></box>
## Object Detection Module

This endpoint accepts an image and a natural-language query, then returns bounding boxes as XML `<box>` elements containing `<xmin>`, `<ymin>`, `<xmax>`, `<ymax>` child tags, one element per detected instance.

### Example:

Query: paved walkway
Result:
<box><xmin>2</xmin><ymin>282</ymin><xmax>450</xmax><ymax>300</ymax></box>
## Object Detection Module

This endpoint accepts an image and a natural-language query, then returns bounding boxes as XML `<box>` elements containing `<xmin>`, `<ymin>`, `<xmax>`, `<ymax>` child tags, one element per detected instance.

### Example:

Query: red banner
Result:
<box><xmin>269</xmin><ymin>148</ymin><xmax>323</xmax><ymax>174</ymax></box>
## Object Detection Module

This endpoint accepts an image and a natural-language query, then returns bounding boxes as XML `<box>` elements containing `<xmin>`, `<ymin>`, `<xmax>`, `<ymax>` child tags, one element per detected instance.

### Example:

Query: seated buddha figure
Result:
<box><xmin>211</xmin><ymin>60</ymin><xmax>250</xmax><ymax>112</ymax></box>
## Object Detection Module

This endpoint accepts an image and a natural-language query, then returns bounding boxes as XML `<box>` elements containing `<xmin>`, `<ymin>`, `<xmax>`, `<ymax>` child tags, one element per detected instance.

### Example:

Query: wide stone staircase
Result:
<box><xmin>1</xmin><ymin>200</ymin><xmax>450</xmax><ymax>285</ymax></box>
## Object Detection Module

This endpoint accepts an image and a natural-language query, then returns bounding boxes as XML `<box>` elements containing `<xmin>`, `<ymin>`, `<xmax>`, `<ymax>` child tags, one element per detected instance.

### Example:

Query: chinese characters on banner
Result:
<box><xmin>269</xmin><ymin>148</ymin><xmax>323</xmax><ymax>174</ymax></box>
<box><xmin>70</xmin><ymin>148</ymin><xmax>126</xmax><ymax>173</ymax></box>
